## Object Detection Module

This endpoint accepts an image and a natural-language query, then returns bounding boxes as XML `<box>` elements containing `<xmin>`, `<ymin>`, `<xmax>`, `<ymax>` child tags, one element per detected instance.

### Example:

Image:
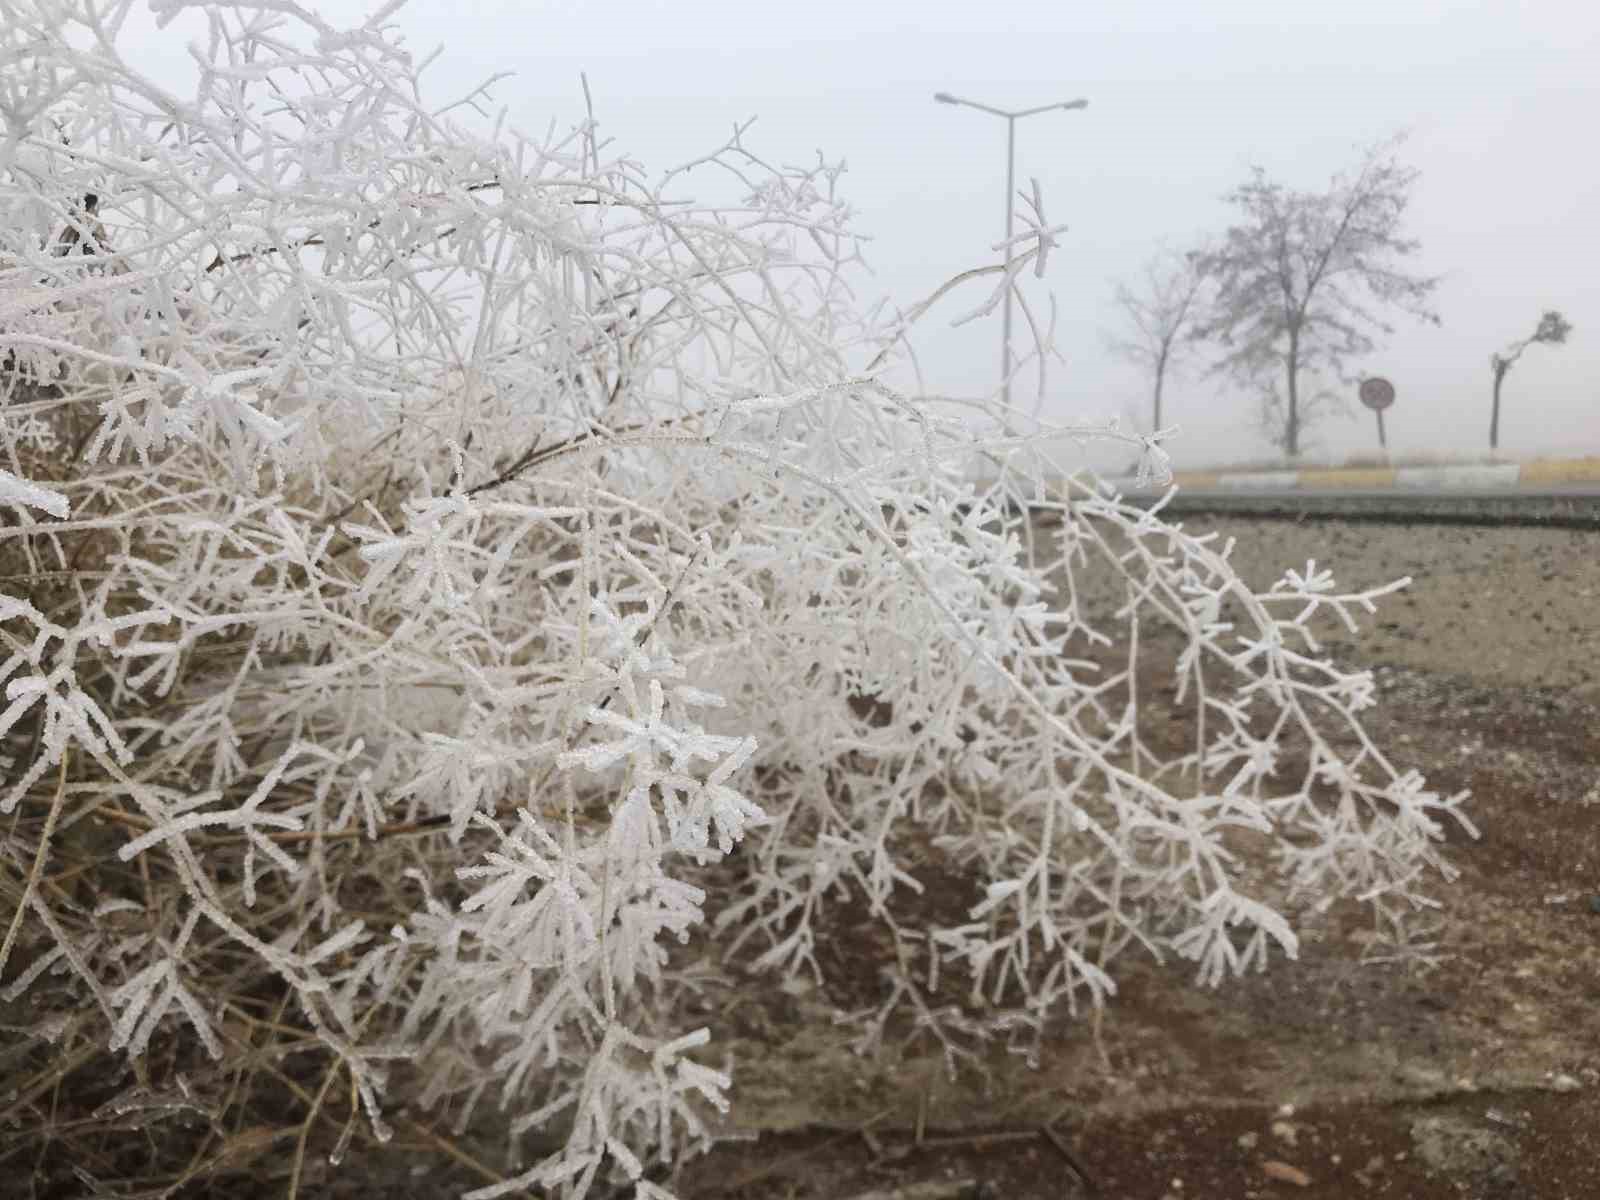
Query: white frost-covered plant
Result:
<box><xmin>0</xmin><ymin>1</ymin><xmax>1470</xmax><ymax>1196</ymax></box>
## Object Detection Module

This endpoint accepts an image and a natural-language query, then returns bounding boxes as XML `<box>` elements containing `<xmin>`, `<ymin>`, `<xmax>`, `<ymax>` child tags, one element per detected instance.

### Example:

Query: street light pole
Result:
<box><xmin>934</xmin><ymin>91</ymin><xmax>1088</xmax><ymax>410</ymax></box>
<box><xmin>1003</xmin><ymin>114</ymin><xmax>1016</xmax><ymax>409</ymax></box>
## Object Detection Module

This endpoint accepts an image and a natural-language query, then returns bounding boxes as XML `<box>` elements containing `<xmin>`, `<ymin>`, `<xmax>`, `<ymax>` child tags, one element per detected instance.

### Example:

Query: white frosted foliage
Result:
<box><xmin>0</xmin><ymin>1</ymin><xmax>1469</xmax><ymax>1195</ymax></box>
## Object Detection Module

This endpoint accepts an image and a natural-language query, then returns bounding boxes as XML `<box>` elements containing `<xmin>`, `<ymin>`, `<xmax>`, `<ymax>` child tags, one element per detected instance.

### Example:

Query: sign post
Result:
<box><xmin>1359</xmin><ymin>377</ymin><xmax>1396</xmax><ymax>450</ymax></box>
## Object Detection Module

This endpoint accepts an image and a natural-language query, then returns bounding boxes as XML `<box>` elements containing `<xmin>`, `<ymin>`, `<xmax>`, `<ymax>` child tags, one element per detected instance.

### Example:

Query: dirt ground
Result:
<box><xmin>674</xmin><ymin>515</ymin><xmax>1600</xmax><ymax>1200</ymax></box>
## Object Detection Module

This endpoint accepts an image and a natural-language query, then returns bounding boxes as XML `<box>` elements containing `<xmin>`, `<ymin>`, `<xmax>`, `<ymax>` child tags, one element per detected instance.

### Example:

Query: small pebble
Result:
<box><xmin>1262</xmin><ymin>1160</ymin><xmax>1312</xmax><ymax>1187</ymax></box>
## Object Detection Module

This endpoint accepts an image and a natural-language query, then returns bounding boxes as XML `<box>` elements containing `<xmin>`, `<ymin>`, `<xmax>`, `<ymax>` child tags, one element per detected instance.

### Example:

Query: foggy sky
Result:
<box><xmin>114</xmin><ymin>0</ymin><xmax>1598</xmax><ymax>470</ymax></box>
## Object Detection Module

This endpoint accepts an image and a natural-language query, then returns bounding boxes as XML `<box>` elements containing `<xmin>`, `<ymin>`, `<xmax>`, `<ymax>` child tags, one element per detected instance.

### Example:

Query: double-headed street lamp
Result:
<box><xmin>934</xmin><ymin>91</ymin><xmax>1088</xmax><ymax>409</ymax></box>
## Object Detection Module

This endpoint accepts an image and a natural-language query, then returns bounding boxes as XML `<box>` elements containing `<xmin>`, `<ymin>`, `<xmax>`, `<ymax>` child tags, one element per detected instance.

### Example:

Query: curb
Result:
<box><xmin>1130</xmin><ymin>457</ymin><xmax>1600</xmax><ymax>494</ymax></box>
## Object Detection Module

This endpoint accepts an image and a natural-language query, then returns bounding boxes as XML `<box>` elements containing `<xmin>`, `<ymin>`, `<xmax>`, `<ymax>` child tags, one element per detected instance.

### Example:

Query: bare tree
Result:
<box><xmin>1105</xmin><ymin>246</ymin><xmax>1208</xmax><ymax>435</ymax></box>
<box><xmin>1488</xmin><ymin>309</ymin><xmax>1572</xmax><ymax>450</ymax></box>
<box><xmin>1194</xmin><ymin>136</ymin><xmax>1440</xmax><ymax>458</ymax></box>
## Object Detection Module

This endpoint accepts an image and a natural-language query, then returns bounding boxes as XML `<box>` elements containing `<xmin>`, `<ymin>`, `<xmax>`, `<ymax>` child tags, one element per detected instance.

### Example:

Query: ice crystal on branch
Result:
<box><xmin>0</xmin><ymin>1</ymin><xmax>1468</xmax><ymax>1195</ymax></box>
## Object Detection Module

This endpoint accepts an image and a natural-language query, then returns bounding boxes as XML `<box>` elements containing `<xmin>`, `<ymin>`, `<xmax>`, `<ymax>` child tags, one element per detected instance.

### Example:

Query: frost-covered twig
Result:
<box><xmin>0</xmin><ymin>3</ymin><xmax>1466</xmax><ymax>1197</ymax></box>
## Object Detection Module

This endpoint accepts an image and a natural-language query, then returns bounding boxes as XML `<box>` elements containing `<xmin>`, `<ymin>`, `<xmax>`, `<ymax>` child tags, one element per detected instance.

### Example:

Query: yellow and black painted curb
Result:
<box><xmin>1132</xmin><ymin>457</ymin><xmax>1600</xmax><ymax>494</ymax></box>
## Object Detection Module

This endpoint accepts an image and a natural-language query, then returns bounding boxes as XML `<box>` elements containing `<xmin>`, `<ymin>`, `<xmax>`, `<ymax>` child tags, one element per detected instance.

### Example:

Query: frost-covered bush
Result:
<box><xmin>0</xmin><ymin>1</ymin><xmax>1471</xmax><ymax>1196</ymax></box>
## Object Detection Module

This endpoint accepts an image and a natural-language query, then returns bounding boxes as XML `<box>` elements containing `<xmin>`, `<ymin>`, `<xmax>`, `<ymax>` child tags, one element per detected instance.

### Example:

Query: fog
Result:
<box><xmin>116</xmin><ymin>0</ymin><xmax>1598</xmax><ymax>471</ymax></box>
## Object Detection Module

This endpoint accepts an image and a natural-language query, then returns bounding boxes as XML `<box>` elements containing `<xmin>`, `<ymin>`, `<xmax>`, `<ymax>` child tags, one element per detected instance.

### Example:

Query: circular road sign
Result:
<box><xmin>1359</xmin><ymin>376</ymin><xmax>1396</xmax><ymax>411</ymax></box>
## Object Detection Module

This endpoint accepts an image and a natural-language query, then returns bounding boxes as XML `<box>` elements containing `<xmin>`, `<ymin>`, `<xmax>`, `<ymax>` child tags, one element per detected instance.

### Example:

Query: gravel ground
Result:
<box><xmin>675</xmin><ymin>515</ymin><xmax>1600</xmax><ymax>1200</ymax></box>
<box><xmin>1167</xmin><ymin>516</ymin><xmax>1600</xmax><ymax>697</ymax></box>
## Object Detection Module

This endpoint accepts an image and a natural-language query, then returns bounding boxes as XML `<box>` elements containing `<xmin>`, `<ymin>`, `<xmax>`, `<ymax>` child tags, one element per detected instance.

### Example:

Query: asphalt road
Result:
<box><xmin>1110</xmin><ymin>484</ymin><xmax>1600</xmax><ymax>528</ymax></box>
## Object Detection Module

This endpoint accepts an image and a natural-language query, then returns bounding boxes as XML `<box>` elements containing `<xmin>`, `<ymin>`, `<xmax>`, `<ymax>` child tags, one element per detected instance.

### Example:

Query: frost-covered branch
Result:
<box><xmin>0</xmin><ymin>3</ymin><xmax>1466</xmax><ymax>1196</ymax></box>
